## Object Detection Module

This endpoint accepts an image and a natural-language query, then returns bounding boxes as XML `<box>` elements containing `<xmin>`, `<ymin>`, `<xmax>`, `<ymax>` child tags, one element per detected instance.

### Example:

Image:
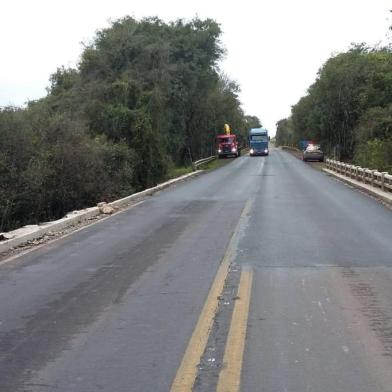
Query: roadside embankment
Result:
<box><xmin>0</xmin><ymin>170</ymin><xmax>203</xmax><ymax>256</ymax></box>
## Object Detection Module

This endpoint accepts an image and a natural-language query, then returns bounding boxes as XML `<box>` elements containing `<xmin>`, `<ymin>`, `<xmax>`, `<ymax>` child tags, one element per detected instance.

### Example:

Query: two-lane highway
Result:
<box><xmin>0</xmin><ymin>148</ymin><xmax>391</xmax><ymax>391</ymax></box>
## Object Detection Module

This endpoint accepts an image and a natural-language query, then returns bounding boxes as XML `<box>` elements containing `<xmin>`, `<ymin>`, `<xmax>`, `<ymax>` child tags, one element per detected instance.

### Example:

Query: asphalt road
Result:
<box><xmin>0</xmin><ymin>147</ymin><xmax>391</xmax><ymax>392</ymax></box>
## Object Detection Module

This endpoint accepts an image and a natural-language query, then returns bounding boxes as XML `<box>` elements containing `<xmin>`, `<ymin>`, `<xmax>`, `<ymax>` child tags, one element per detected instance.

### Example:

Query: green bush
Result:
<box><xmin>0</xmin><ymin>17</ymin><xmax>261</xmax><ymax>232</ymax></box>
<box><xmin>354</xmin><ymin>138</ymin><xmax>392</xmax><ymax>172</ymax></box>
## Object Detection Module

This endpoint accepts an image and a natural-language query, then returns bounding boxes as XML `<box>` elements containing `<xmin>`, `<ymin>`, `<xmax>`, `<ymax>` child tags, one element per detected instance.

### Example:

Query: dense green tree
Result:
<box><xmin>244</xmin><ymin>115</ymin><xmax>262</xmax><ymax>129</ymax></box>
<box><xmin>277</xmin><ymin>44</ymin><xmax>392</xmax><ymax>167</ymax></box>
<box><xmin>354</xmin><ymin>104</ymin><xmax>392</xmax><ymax>171</ymax></box>
<box><xmin>0</xmin><ymin>16</ymin><xmax>260</xmax><ymax>232</ymax></box>
<box><xmin>275</xmin><ymin>118</ymin><xmax>294</xmax><ymax>146</ymax></box>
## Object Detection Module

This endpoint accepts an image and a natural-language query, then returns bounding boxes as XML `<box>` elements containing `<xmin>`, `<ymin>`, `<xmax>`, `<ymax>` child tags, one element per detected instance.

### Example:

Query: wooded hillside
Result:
<box><xmin>276</xmin><ymin>44</ymin><xmax>392</xmax><ymax>172</ymax></box>
<box><xmin>0</xmin><ymin>17</ymin><xmax>261</xmax><ymax>232</ymax></box>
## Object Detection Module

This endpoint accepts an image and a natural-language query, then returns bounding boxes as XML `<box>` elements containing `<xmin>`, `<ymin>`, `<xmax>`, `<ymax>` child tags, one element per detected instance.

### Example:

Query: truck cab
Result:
<box><xmin>215</xmin><ymin>134</ymin><xmax>239</xmax><ymax>158</ymax></box>
<box><xmin>249</xmin><ymin>128</ymin><xmax>269</xmax><ymax>156</ymax></box>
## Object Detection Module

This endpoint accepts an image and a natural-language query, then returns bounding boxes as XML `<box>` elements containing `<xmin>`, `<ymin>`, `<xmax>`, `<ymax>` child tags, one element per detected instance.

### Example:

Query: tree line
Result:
<box><xmin>0</xmin><ymin>17</ymin><xmax>261</xmax><ymax>232</ymax></box>
<box><xmin>275</xmin><ymin>44</ymin><xmax>392</xmax><ymax>172</ymax></box>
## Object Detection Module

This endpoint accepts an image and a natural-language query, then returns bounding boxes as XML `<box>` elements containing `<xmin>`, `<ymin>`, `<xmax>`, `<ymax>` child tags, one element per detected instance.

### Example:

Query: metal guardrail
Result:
<box><xmin>326</xmin><ymin>159</ymin><xmax>392</xmax><ymax>193</ymax></box>
<box><xmin>192</xmin><ymin>146</ymin><xmax>248</xmax><ymax>170</ymax></box>
<box><xmin>192</xmin><ymin>156</ymin><xmax>216</xmax><ymax>170</ymax></box>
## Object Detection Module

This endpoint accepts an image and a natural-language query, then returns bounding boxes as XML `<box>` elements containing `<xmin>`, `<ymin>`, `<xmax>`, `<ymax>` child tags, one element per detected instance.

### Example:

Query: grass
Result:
<box><xmin>164</xmin><ymin>165</ymin><xmax>194</xmax><ymax>181</ymax></box>
<box><xmin>200</xmin><ymin>157</ymin><xmax>234</xmax><ymax>171</ymax></box>
<box><xmin>164</xmin><ymin>154</ymin><xmax>240</xmax><ymax>181</ymax></box>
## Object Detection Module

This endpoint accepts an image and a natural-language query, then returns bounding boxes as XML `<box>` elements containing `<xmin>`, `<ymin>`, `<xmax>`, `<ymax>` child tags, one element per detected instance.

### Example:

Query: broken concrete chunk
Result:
<box><xmin>100</xmin><ymin>205</ymin><xmax>115</xmax><ymax>215</ymax></box>
<box><xmin>0</xmin><ymin>233</ymin><xmax>9</xmax><ymax>241</ymax></box>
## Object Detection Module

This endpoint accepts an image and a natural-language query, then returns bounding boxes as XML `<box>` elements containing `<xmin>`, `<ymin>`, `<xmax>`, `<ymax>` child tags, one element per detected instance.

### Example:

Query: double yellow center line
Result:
<box><xmin>217</xmin><ymin>268</ymin><xmax>253</xmax><ymax>392</ymax></box>
<box><xmin>171</xmin><ymin>200</ymin><xmax>254</xmax><ymax>392</ymax></box>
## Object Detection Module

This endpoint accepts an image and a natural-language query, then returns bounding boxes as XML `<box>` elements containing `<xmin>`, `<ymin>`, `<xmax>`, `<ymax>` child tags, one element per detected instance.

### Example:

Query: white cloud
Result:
<box><xmin>1</xmin><ymin>0</ymin><xmax>390</xmax><ymax>134</ymax></box>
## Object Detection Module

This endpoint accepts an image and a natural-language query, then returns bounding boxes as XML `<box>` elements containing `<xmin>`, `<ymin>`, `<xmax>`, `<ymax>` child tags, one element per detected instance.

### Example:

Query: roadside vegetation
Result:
<box><xmin>0</xmin><ymin>17</ymin><xmax>261</xmax><ymax>232</ymax></box>
<box><xmin>276</xmin><ymin>39</ymin><xmax>392</xmax><ymax>173</ymax></box>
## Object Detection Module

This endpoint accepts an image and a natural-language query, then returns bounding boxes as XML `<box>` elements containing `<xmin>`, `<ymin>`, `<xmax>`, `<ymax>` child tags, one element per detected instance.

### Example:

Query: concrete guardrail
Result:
<box><xmin>325</xmin><ymin>159</ymin><xmax>392</xmax><ymax>193</ymax></box>
<box><xmin>0</xmin><ymin>170</ymin><xmax>203</xmax><ymax>254</ymax></box>
<box><xmin>324</xmin><ymin>159</ymin><xmax>392</xmax><ymax>206</ymax></box>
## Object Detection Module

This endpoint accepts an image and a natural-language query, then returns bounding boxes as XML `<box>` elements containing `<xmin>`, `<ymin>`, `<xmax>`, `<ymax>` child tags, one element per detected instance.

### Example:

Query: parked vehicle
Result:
<box><xmin>298</xmin><ymin>139</ymin><xmax>316</xmax><ymax>151</ymax></box>
<box><xmin>303</xmin><ymin>144</ymin><xmax>324</xmax><ymax>162</ymax></box>
<box><xmin>249</xmin><ymin>128</ymin><xmax>269</xmax><ymax>156</ymax></box>
<box><xmin>215</xmin><ymin>134</ymin><xmax>240</xmax><ymax>158</ymax></box>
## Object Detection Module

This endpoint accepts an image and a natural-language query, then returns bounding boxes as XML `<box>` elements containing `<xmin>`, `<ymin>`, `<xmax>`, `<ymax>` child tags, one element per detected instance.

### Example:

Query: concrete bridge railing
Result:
<box><xmin>325</xmin><ymin>159</ymin><xmax>392</xmax><ymax>193</ymax></box>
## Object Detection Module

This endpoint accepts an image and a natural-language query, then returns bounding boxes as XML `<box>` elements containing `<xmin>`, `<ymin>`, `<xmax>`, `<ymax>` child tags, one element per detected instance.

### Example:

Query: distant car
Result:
<box><xmin>303</xmin><ymin>144</ymin><xmax>324</xmax><ymax>162</ymax></box>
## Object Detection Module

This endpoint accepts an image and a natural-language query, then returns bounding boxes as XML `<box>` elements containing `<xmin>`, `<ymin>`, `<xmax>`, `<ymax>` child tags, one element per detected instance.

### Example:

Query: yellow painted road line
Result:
<box><xmin>170</xmin><ymin>199</ymin><xmax>253</xmax><ymax>392</ymax></box>
<box><xmin>217</xmin><ymin>268</ymin><xmax>253</xmax><ymax>392</ymax></box>
<box><xmin>170</xmin><ymin>256</ymin><xmax>230</xmax><ymax>392</ymax></box>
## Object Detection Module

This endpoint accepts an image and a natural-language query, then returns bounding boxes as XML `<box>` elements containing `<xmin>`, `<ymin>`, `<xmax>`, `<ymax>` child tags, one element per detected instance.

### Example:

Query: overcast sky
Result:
<box><xmin>1</xmin><ymin>0</ymin><xmax>391</xmax><ymax>134</ymax></box>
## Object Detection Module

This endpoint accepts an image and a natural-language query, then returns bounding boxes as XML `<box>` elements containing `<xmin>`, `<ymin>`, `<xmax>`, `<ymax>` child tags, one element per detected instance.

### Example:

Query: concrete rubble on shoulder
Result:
<box><xmin>98</xmin><ymin>203</ymin><xmax>115</xmax><ymax>215</ymax></box>
<box><xmin>0</xmin><ymin>170</ymin><xmax>202</xmax><ymax>254</ymax></box>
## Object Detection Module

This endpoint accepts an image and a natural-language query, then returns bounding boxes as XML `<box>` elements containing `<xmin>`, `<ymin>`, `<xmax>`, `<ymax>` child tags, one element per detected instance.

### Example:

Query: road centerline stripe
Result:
<box><xmin>216</xmin><ymin>267</ymin><xmax>253</xmax><ymax>392</ymax></box>
<box><xmin>170</xmin><ymin>199</ymin><xmax>253</xmax><ymax>392</ymax></box>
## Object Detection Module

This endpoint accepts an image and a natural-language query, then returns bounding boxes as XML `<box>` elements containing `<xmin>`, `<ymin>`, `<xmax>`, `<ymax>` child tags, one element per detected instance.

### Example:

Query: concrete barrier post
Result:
<box><xmin>371</xmin><ymin>170</ymin><xmax>375</xmax><ymax>187</ymax></box>
<box><xmin>381</xmin><ymin>172</ymin><xmax>387</xmax><ymax>191</ymax></box>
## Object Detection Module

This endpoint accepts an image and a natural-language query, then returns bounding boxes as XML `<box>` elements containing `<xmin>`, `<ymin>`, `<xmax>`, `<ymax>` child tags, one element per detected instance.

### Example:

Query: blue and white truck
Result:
<box><xmin>249</xmin><ymin>128</ymin><xmax>269</xmax><ymax>156</ymax></box>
